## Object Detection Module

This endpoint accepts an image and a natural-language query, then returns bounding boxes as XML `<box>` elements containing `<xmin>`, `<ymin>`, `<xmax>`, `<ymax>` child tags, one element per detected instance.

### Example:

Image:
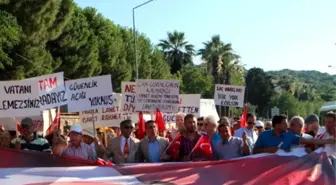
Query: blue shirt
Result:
<box><xmin>148</xmin><ymin>140</ymin><xmax>160</xmax><ymax>162</ymax></box>
<box><xmin>254</xmin><ymin>130</ymin><xmax>301</xmax><ymax>150</ymax></box>
<box><xmin>211</xmin><ymin>132</ymin><xmax>222</xmax><ymax>148</ymax></box>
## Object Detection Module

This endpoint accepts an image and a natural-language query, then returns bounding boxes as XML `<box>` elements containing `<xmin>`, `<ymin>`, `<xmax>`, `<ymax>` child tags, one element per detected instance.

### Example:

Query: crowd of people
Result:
<box><xmin>0</xmin><ymin>112</ymin><xmax>335</xmax><ymax>169</ymax></box>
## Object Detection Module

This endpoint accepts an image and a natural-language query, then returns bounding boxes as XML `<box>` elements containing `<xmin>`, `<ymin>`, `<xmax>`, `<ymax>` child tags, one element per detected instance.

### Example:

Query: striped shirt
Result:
<box><xmin>61</xmin><ymin>142</ymin><xmax>96</xmax><ymax>161</ymax></box>
<box><xmin>179</xmin><ymin>132</ymin><xmax>203</xmax><ymax>161</ymax></box>
<box><xmin>11</xmin><ymin>134</ymin><xmax>51</xmax><ymax>152</ymax></box>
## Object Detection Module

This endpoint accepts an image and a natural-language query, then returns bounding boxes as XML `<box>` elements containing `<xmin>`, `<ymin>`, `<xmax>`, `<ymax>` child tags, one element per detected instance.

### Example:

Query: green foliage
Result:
<box><xmin>270</xmin><ymin>92</ymin><xmax>324</xmax><ymax>118</ymax></box>
<box><xmin>245</xmin><ymin>68</ymin><xmax>275</xmax><ymax>115</ymax></box>
<box><xmin>157</xmin><ymin>31</ymin><xmax>195</xmax><ymax>74</ymax></box>
<box><xmin>180</xmin><ymin>65</ymin><xmax>213</xmax><ymax>98</ymax></box>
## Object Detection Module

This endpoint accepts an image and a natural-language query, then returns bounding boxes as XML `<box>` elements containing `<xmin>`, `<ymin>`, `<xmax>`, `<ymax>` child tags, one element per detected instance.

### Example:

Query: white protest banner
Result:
<box><xmin>33</xmin><ymin>72</ymin><xmax>67</xmax><ymax>110</ymax></box>
<box><xmin>79</xmin><ymin>94</ymin><xmax>135</xmax><ymax>127</ymax></box>
<box><xmin>121</xmin><ymin>82</ymin><xmax>136</xmax><ymax>113</ymax></box>
<box><xmin>135</xmin><ymin>79</ymin><xmax>179</xmax><ymax>113</ymax></box>
<box><xmin>65</xmin><ymin>75</ymin><xmax>114</xmax><ymax>112</ymax></box>
<box><xmin>199</xmin><ymin>99</ymin><xmax>219</xmax><ymax>122</ymax></box>
<box><xmin>214</xmin><ymin>84</ymin><xmax>245</xmax><ymax>108</ymax></box>
<box><xmin>163</xmin><ymin>94</ymin><xmax>201</xmax><ymax>123</ymax></box>
<box><xmin>0</xmin><ymin>79</ymin><xmax>40</xmax><ymax>117</ymax></box>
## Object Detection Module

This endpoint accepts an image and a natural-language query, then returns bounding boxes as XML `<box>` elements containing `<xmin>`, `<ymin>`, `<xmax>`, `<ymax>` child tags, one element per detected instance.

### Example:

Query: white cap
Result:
<box><xmin>256</xmin><ymin>121</ymin><xmax>264</xmax><ymax>128</ymax></box>
<box><xmin>83</xmin><ymin>128</ymin><xmax>95</xmax><ymax>138</ymax></box>
<box><xmin>70</xmin><ymin>125</ymin><xmax>83</xmax><ymax>134</ymax></box>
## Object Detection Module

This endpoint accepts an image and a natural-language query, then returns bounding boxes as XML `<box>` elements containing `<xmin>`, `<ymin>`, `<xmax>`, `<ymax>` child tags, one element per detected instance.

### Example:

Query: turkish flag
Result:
<box><xmin>240</xmin><ymin>104</ymin><xmax>248</xmax><ymax>128</ymax></box>
<box><xmin>16</xmin><ymin>120</ymin><xmax>23</xmax><ymax>135</ymax></box>
<box><xmin>190</xmin><ymin>135</ymin><xmax>212</xmax><ymax>159</ymax></box>
<box><xmin>135</xmin><ymin>111</ymin><xmax>146</xmax><ymax>140</ymax></box>
<box><xmin>46</xmin><ymin>107</ymin><xmax>61</xmax><ymax>136</ymax></box>
<box><xmin>166</xmin><ymin>132</ymin><xmax>182</xmax><ymax>161</ymax></box>
<box><xmin>155</xmin><ymin>109</ymin><xmax>166</xmax><ymax>132</ymax></box>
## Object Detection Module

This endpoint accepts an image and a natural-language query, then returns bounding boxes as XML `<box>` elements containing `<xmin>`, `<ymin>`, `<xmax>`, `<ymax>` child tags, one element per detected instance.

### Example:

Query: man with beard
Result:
<box><xmin>179</xmin><ymin>114</ymin><xmax>207</xmax><ymax>161</ymax></box>
<box><xmin>253</xmin><ymin>115</ymin><xmax>336</xmax><ymax>154</ymax></box>
<box><xmin>305</xmin><ymin>114</ymin><xmax>320</xmax><ymax>137</ymax></box>
<box><xmin>234</xmin><ymin>113</ymin><xmax>258</xmax><ymax>147</ymax></box>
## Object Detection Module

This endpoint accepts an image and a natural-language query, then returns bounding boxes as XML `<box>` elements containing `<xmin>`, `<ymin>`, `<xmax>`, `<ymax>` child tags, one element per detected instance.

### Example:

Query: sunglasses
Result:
<box><xmin>123</xmin><ymin>126</ymin><xmax>133</xmax><ymax>130</ymax></box>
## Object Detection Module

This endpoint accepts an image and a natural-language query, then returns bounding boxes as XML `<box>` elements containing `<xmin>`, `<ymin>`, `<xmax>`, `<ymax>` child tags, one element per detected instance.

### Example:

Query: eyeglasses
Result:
<box><xmin>123</xmin><ymin>126</ymin><xmax>133</xmax><ymax>130</ymax></box>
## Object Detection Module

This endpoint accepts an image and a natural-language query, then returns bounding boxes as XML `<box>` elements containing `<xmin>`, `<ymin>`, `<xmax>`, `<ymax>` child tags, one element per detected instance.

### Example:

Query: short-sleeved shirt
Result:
<box><xmin>61</xmin><ymin>142</ymin><xmax>96</xmax><ymax>161</ymax></box>
<box><xmin>211</xmin><ymin>132</ymin><xmax>221</xmax><ymax>148</ymax></box>
<box><xmin>179</xmin><ymin>132</ymin><xmax>203</xmax><ymax>160</ymax></box>
<box><xmin>214</xmin><ymin>137</ymin><xmax>245</xmax><ymax>160</ymax></box>
<box><xmin>11</xmin><ymin>134</ymin><xmax>51</xmax><ymax>152</ymax></box>
<box><xmin>254</xmin><ymin>130</ymin><xmax>301</xmax><ymax>151</ymax></box>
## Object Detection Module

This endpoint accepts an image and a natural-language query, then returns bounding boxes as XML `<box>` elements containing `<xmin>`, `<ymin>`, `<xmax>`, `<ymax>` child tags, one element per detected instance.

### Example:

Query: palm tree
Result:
<box><xmin>197</xmin><ymin>35</ymin><xmax>241</xmax><ymax>85</ymax></box>
<box><xmin>198</xmin><ymin>35</ymin><xmax>242</xmax><ymax>116</ymax></box>
<box><xmin>157</xmin><ymin>31</ymin><xmax>195</xmax><ymax>74</ymax></box>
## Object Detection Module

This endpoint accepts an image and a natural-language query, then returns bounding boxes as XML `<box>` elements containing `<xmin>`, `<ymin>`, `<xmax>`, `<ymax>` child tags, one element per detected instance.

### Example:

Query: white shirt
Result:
<box><xmin>90</xmin><ymin>143</ymin><xmax>97</xmax><ymax>159</ymax></box>
<box><xmin>319</xmin><ymin>132</ymin><xmax>336</xmax><ymax>157</ymax></box>
<box><xmin>234</xmin><ymin>127</ymin><xmax>258</xmax><ymax>144</ymax></box>
<box><xmin>120</xmin><ymin>135</ymin><xmax>131</xmax><ymax>154</ymax></box>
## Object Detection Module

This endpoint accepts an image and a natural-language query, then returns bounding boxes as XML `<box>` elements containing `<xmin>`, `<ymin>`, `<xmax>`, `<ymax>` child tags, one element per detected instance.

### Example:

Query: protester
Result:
<box><xmin>171</xmin><ymin>112</ymin><xmax>185</xmax><ymax>138</ymax></box>
<box><xmin>0</xmin><ymin>131</ymin><xmax>11</xmax><ymax>148</ymax></box>
<box><xmin>82</xmin><ymin>128</ymin><xmax>107</xmax><ymax>160</ymax></box>
<box><xmin>315</xmin><ymin>112</ymin><xmax>336</xmax><ymax>169</ymax></box>
<box><xmin>11</xmin><ymin>117</ymin><xmax>51</xmax><ymax>152</ymax></box>
<box><xmin>57</xmin><ymin>125</ymin><xmax>96</xmax><ymax>161</ymax></box>
<box><xmin>106</xmin><ymin>119</ymin><xmax>140</xmax><ymax>164</ymax></box>
<box><xmin>234</xmin><ymin>113</ymin><xmax>258</xmax><ymax>146</ymax></box>
<box><xmin>264</xmin><ymin>121</ymin><xmax>272</xmax><ymax>130</ymax></box>
<box><xmin>197</xmin><ymin>117</ymin><xmax>205</xmax><ymax>132</ymax></box>
<box><xmin>139</xmin><ymin>120</ymin><xmax>170</xmax><ymax>162</ymax></box>
<box><xmin>305</xmin><ymin>114</ymin><xmax>320</xmax><ymax>137</ymax></box>
<box><xmin>253</xmin><ymin>115</ymin><xmax>336</xmax><ymax>154</ymax></box>
<box><xmin>219</xmin><ymin>117</ymin><xmax>230</xmax><ymax>126</ymax></box>
<box><xmin>179</xmin><ymin>114</ymin><xmax>206</xmax><ymax>161</ymax></box>
<box><xmin>289</xmin><ymin>116</ymin><xmax>313</xmax><ymax>139</ymax></box>
<box><xmin>255</xmin><ymin>121</ymin><xmax>265</xmax><ymax>135</ymax></box>
<box><xmin>205</xmin><ymin>115</ymin><xmax>221</xmax><ymax>148</ymax></box>
<box><xmin>214</xmin><ymin>124</ymin><xmax>251</xmax><ymax>160</ymax></box>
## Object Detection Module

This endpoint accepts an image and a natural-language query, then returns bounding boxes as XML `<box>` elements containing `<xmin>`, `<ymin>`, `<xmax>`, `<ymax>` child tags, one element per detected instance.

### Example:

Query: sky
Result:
<box><xmin>75</xmin><ymin>0</ymin><xmax>336</xmax><ymax>75</ymax></box>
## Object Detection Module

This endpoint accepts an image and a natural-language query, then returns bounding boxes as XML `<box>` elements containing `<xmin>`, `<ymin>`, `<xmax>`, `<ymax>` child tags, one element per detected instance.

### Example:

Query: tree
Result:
<box><xmin>0</xmin><ymin>0</ymin><xmax>74</xmax><ymax>80</ymax></box>
<box><xmin>245</xmin><ymin>68</ymin><xmax>275</xmax><ymax>116</ymax></box>
<box><xmin>198</xmin><ymin>35</ymin><xmax>241</xmax><ymax>85</ymax></box>
<box><xmin>157</xmin><ymin>31</ymin><xmax>195</xmax><ymax>74</ymax></box>
<box><xmin>180</xmin><ymin>65</ymin><xmax>213</xmax><ymax>98</ymax></box>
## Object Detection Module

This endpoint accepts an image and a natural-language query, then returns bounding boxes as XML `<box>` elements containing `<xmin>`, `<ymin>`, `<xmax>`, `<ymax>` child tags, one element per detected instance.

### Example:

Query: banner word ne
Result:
<box><xmin>124</xmin><ymin>84</ymin><xmax>136</xmax><ymax>93</ymax></box>
<box><xmin>4</xmin><ymin>85</ymin><xmax>31</xmax><ymax>94</ymax></box>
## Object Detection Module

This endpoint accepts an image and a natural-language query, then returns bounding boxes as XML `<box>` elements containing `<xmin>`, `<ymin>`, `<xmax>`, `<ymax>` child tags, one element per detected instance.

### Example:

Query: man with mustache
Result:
<box><xmin>234</xmin><ymin>113</ymin><xmax>258</xmax><ymax>147</ymax></box>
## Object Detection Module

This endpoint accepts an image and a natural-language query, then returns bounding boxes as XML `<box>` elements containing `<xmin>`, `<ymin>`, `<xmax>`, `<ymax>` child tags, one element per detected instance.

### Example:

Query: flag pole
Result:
<box><xmin>91</xmin><ymin>110</ymin><xmax>96</xmax><ymax>137</ymax></box>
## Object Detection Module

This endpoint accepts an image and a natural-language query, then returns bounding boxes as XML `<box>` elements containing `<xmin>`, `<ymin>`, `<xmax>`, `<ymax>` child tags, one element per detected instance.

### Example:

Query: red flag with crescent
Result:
<box><xmin>190</xmin><ymin>135</ymin><xmax>212</xmax><ymax>158</ymax></box>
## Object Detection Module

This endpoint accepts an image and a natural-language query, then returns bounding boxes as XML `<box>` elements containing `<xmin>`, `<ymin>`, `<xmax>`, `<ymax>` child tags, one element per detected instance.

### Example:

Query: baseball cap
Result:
<box><xmin>83</xmin><ymin>128</ymin><xmax>95</xmax><ymax>138</ymax></box>
<box><xmin>21</xmin><ymin>117</ymin><xmax>34</xmax><ymax>127</ymax></box>
<box><xmin>69</xmin><ymin>125</ymin><xmax>83</xmax><ymax>134</ymax></box>
<box><xmin>256</xmin><ymin>121</ymin><xmax>264</xmax><ymax>128</ymax></box>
